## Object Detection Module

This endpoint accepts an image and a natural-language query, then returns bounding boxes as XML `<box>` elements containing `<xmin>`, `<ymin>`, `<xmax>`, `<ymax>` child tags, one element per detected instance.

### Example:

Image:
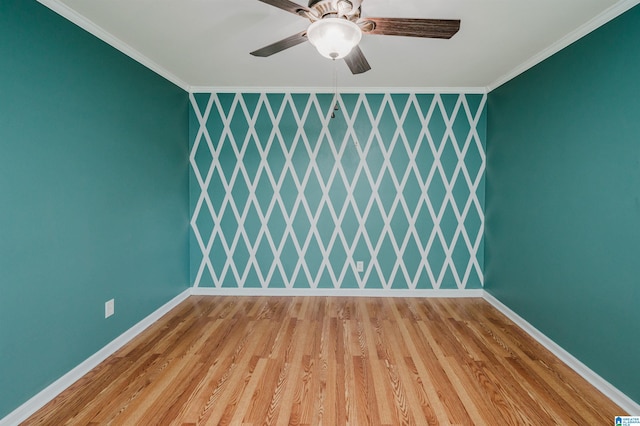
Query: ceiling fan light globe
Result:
<box><xmin>307</xmin><ymin>18</ymin><xmax>362</xmax><ymax>60</ymax></box>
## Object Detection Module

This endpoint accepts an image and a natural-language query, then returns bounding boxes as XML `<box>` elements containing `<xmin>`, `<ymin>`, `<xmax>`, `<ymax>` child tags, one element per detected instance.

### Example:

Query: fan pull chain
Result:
<box><xmin>331</xmin><ymin>60</ymin><xmax>339</xmax><ymax>119</ymax></box>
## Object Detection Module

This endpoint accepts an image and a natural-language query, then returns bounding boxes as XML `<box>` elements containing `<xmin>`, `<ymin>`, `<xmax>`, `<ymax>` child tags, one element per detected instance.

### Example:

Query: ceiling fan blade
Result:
<box><xmin>250</xmin><ymin>30</ymin><xmax>308</xmax><ymax>57</ymax></box>
<box><xmin>257</xmin><ymin>0</ymin><xmax>311</xmax><ymax>17</ymax></box>
<box><xmin>360</xmin><ymin>18</ymin><xmax>460</xmax><ymax>39</ymax></box>
<box><xmin>344</xmin><ymin>46</ymin><xmax>371</xmax><ymax>74</ymax></box>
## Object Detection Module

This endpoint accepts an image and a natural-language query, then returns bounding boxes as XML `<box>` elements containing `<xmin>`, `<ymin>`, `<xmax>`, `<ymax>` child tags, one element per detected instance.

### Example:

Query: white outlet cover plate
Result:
<box><xmin>105</xmin><ymin>299</ymin><xmax>114</xmax><ymax>318</ymax></box>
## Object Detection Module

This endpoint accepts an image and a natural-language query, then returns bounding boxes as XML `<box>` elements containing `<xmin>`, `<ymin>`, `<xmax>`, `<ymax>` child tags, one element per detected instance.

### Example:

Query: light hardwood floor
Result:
<box><xmin>25</xmin><ymin>296</ymin><xmax>625</xmax><ymax>425</ymax></box>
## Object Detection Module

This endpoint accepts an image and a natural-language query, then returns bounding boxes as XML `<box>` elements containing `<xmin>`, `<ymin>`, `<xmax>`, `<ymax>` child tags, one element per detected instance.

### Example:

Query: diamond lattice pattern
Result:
<box><xmin>190</xmin><ymin>92</ymin><xmax>486</xmax><ymax>290</ymax></box>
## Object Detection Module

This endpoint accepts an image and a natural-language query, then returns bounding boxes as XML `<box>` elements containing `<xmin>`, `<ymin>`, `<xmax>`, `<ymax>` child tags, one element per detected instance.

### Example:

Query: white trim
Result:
<box><xmin>487</xmin><ymin>0</ymin><xmax>640</xmax><ymax>91</ymax></box>
<box><xmin>0</xmin><ymin>289</ymin><xmax>191</xmax><ymax>426</ymax></box>
<box><xmin>36</xmin><ymin>0</ymin><xmax>189</xmax><ymax>92</ymax></box>
<box><xmin>483</xmin><ymin>290</ymin><xmax>640</xmax><ymax>415</ymax></box>
<box><xmin>5</xmin><ymin>287</ymin><xmax>636</xmax><ymax>423</ymax></box>
<box><xmin>189</xmin><ymin>86</ymin><xmax>488</xmax><ymax>95</ymax></box>
<box><xmin>191</xmin><ymin>287</ymin><xmax>484</xmax><ymax>298</ymax></box>
<box><xmin>33</xmin><ymin>0</ymin><xmax>640</xmax><ymax>96</ymax></box>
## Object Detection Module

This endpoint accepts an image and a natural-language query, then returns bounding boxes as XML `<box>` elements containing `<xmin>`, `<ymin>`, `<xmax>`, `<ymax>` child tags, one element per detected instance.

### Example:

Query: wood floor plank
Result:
<box><xmin>355</xmin><ymin>299</ymin><xmax>391</xmax><ymax>425</ymax></box>
<box><xmin>311</xmin><ymin>308</ymin><xmax>331</xmax><ymax>426</ymax></box>
<box><xmin>385</xmin><ymin>301</ymin><xmax>442</xmax><ymax>424</ymax></box>
<box><xmin>401</xmin><ymin>311</ymin><xmax>472</xmax><ymax>424</ymax></box>
<box><xmin>23</xmin><ymin>297</ymin><xmax>627</xmax><ymax>425</ymax></box>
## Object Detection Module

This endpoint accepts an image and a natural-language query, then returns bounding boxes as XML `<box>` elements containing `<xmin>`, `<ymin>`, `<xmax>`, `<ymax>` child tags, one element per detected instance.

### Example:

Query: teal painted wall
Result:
<box><xmin>0</xmin><ymin>1</ymin><xmax>189</xmax><ymax>417</ymax></box>
<box><xmin>190</xmin><ymin>92</ymin><xmax>486</xmax><ymax>290</ymax></box>
<box><xmin>486</xmin><ymin>5</ymin><xmax>640</xmax><ymax>403</ymax></box>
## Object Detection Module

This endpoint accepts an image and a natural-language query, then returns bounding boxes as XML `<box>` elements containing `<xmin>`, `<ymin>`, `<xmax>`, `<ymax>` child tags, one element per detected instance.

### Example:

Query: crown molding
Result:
<box><xmin>36</xmin><ymin>0</ymin><xmax>189</xmax><ymax>92</ymax></box>
<box><xmin>487</xmin><ymin>0</ymin><xmax>640</xmax><ymax>92</ymax></box>
<box><xmin>33</xmin><ymin>0</ymin><xmax>640</xmax><ymax>97</ymax></box>
<box><xmin>188</xmin><ymin>86</ymin><xmax>488</xmax><ymax>94</ymax></box>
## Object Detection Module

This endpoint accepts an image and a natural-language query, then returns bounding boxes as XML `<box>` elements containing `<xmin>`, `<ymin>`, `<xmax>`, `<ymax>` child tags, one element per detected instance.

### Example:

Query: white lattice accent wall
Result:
<box><xmin>189</xmin><ymin>92</ymin><xmax>486</xmax><ymax>292</ymax></box>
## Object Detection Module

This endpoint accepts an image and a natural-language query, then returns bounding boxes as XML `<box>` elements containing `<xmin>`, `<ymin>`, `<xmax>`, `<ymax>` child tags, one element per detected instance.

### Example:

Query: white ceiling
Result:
<box><xmin>43</xmin><ymin>0</ymin><xmax>638</xmax><ymax>91</ymax></box>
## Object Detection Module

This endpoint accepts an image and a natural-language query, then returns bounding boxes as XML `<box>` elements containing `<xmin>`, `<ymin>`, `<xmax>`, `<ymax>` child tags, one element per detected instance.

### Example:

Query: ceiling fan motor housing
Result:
<box><xmin>307</xmin><ymin>0</ymin><xmax>362</xmax><ymax>21</ymax></box>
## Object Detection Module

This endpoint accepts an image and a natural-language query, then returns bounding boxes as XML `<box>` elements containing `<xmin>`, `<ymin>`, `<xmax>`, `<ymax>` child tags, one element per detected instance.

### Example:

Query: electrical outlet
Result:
<box><xmin>356</xmin><ymin>261</ymin><xmax>364</xmax><ymax>273</ymax></box>
<box><xmin>105</xmin><ymin>299</ymin><xmax>115</xmax><ymax>318</ymax></box>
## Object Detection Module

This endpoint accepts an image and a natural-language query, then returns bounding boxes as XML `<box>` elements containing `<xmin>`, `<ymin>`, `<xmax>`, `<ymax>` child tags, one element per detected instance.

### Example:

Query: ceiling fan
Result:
<box><xmin>250</xmin><ymin>0</ymin><xmax>460</xmax><ymax>74</ymax></box>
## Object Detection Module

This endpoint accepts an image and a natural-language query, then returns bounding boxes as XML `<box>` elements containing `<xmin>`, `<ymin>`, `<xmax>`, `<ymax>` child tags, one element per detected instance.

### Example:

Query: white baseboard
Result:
<box><xmin>6</xmin><ymin>287</ymin><xmax>635</xmax><ymax>424</ymax></box>
<box><xmin>483</xmin><ymin>290</ymin><xmax>640</xmax><ymax>415</ymax></box>
<box><xmin>190</xmin><ymin>287</ymin><xmax>484</xmax><ymax>298</ymax></box>
<box><xmin>0</xmin><ymin>288</ymin><xmax>191</xmax><ymax>426</ymax></box>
